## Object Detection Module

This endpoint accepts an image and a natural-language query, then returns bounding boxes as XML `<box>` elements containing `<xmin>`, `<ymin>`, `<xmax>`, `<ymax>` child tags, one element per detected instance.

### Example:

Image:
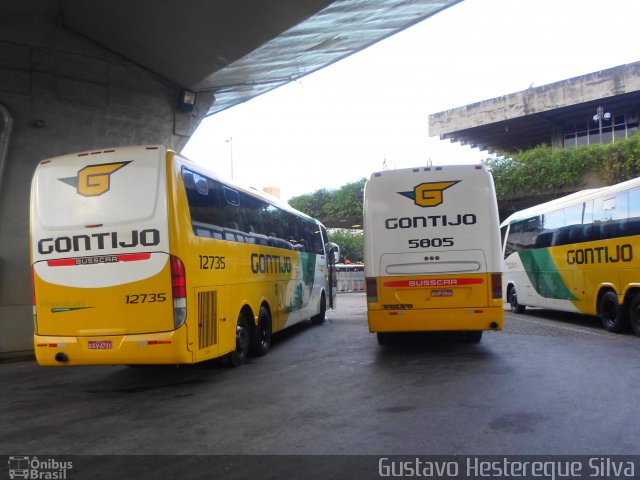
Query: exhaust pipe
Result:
<box><xmin>54</xmin><ymin>352</ymin><xmax>69</xmax><ymax>364</ymax></box>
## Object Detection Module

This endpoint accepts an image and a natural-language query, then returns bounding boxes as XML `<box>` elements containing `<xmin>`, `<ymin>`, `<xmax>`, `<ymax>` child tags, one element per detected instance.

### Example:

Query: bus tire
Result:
<box><xmin>250</xmin><ymin>305</ymin><xmax>271</xmax><ymax>357</ymax></box>
<box><xmin>227</xmin><ymin>315</ymin><xmax>250</xmax><ymax>367</ymax></box>
<box><xmin>508</xmin><ymin>286</ymin><xmax>526</xmax><ymax>313</ymax></box>
<box><xmin>628</xmin><ymin>293</ymin><xmax>640</xmax><ymax>336</ymax></box>
<box><xmin>598</xmin><ymin>290</ymin><xmax>628</xmax><ymax>333</ymax></box>
<box><xmin>311</xmin><ymin>293</ymin><xmax>326</xmax><ymax>325</ymax></box>
<box><xmin>377</xmin><ymin>332</ymin><xmax>393</xmax><ymax>345</ymax></box>
<box><xmin>465</xmin><ymin>331</ymin><xmax>483</xmax><ymax>343</ymax></box>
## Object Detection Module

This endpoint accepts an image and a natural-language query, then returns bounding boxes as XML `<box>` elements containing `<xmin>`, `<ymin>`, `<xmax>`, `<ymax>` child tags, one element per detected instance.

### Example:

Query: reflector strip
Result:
<box><xmin>47</xmin><ymin>253</ymin><xmax>151</xmax><ymax>267</ymax></box>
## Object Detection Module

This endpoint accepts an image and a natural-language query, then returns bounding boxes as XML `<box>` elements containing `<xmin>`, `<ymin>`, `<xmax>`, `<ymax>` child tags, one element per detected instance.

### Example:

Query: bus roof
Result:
<box><xmin>500</xmin><ymin>176</ymin><xmax>640</xmax><ymax>227</ymax></box>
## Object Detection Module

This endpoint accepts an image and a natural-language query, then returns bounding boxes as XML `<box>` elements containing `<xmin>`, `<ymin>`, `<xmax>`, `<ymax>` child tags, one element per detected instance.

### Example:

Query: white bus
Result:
<box><xmin>30</xmin><ymin>145</ymin><xmax>337</xmax><ymax>366</ymax></box>
<box><xmin>363</xmin><ymin>165</ymin><xmax>504</xmax><ymax>343</ymax></box>
<box><xmin>502</xmin><ymin>176</ymin><xmax>640</xmax><ymax>335</ymax></box>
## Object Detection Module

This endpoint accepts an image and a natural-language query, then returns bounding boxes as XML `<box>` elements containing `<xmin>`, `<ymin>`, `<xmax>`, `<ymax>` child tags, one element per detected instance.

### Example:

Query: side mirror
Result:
<box><xmin>326</xmin><ymin>242</ymin><xmax>340</xmax><ymax>264</ymax></box>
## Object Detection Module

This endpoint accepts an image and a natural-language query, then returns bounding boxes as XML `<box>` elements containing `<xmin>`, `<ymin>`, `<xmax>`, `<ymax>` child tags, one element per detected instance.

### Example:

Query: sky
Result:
<box><xmin>184</xmin><ymin>0</ymin><xmax>640</xmax><ymax>202</ymax></box>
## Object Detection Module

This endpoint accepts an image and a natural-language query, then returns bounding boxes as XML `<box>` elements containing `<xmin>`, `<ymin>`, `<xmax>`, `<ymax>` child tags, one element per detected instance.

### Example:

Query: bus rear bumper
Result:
<box><xmin>34</xmin><ymin>325</ymin><xmax>193</xmax><ymax>366</ymax></box>
<box><xmin>367</xmin><ymin>306</ymin><xmax>504</xmax><ymax>333</ymax></box>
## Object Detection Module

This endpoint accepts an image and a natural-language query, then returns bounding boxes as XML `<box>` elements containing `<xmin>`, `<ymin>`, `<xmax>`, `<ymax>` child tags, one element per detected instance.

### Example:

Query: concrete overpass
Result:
<box><xmin>429</xmin><ymin>62</ymin><xmax>640</xmax><ymax>155</ymax></box>
<box><xmin>0</xmin><ymin>0</ymin><xmax>462</xmax><ymax>355</ymax></box>
<box><xmin>428</xmin><ymin>61</ymin><xmax>640</xmax><ymax>220</ymax></box>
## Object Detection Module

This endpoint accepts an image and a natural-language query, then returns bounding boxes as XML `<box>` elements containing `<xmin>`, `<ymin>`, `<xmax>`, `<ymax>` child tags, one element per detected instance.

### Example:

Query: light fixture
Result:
<box><xmin>593</xmin><ymin>106</ymin><xmax>612</xmax><ymax>143</ymax></box>
<box><xmin>593</xmin><ymin>106</ymin><xmax>611</xmax><ymax>123</ymax></box>
<box><xmin>178</xmin><ymin>89</ymin><xmax>196</xmax><ymax>112</ymax></box>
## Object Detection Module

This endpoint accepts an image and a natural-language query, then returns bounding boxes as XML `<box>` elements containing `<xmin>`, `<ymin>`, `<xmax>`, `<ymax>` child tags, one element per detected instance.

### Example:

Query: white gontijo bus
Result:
<box><xmin>502</xmin><ymin>175</ymin><xmax>640</xmax><ymax>336</ymax></box>
<box><xmin>364</xmin><ymin>165</ymin><xmax>504</xmax><ymax>343</ymax></box>
<box><xmin>30</xmin><ymin>145</ymin><xmax>338</xmax><ymax>366</ymax></box>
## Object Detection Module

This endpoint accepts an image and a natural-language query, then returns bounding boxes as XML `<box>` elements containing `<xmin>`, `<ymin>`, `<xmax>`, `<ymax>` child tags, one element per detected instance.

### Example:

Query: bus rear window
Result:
<box><xmin>34</xmin><ymin>154</ymin><xmax>163</xmax><ymax>229</ymax></box>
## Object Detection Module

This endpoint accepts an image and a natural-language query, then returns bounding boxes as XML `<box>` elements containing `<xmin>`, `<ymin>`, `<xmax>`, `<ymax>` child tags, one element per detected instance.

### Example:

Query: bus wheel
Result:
<box><xmin>250</xmin><ymin>306</ymin><xmax>271</xmax><ymax>357</ymax></box>
<box><xmin>465</xmin><ymin>331</ymin><xmax>483</xmax><ymax>343</ymax></box>
<box><xmin>628</xmin><ymin>293</ymin><xmax>640</xmax><ymax>336</ymax></box>
<box><xmin>508</xmin><ymin>287</ymin><xmax>526</xmax><ymax>313</ymax></box>
<box><xmin>377</xmin><ymin>332</ymin><xmax>393</xmax><ymax>345</ymax></box>
<box><xmin>311</xmin><ymin>293</ymin><xmax>326</xmax><ymax>325</ymax></box>
<box><xmin>598</xmin><ymin>290</ymin><xmax>628</xmax><ymax>333</ymax></box>
<box><xmin>227</xmin><ymin>315</ymin><xmax>250</xmax><ymax>367</ymax></box>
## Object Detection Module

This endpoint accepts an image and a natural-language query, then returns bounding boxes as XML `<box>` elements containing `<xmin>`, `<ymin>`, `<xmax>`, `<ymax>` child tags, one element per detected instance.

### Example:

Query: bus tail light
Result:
<box><xmin>366</xmin><ymin>277</ymin><xmax>378</xmax><ymax>303</ymax></box>
<box><xmin>31</xmin><ymin>268</ymin><xmax>38</xmax><ymax>330</ymax></box>
<box><xmin>491</xmin><ymin>273</ymin><xmax>502</xmax><ymax>299</ymax></box>
<box><xmin>170</xmin><ymin>255</ymin><xmax>187</xmax><ymax>329</ymax></box>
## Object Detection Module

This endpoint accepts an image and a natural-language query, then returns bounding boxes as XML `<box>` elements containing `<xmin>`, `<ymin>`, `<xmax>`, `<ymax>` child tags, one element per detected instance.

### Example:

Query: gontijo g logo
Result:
<box><xmin>59</xmin><ymin>161</ymin><xmax>131</xmax><ymax>197</ymax></box>
<box><xmin>398</xmin><ymin>181</ymin><xmax>460</xmax><ymax>207</ymax></box>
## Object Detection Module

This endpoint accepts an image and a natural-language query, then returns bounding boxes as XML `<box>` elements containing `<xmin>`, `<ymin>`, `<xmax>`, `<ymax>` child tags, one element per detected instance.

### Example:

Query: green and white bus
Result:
<box><xmin>502</xmin><ymin>175</ymin><xmax>640</xmax><ymax>336</ymax></box>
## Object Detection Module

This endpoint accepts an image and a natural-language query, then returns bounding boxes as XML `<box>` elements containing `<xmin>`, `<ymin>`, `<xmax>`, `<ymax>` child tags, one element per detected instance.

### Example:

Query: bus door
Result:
<box><xmin>326</xmin><ymin>242</ymin><xmax>339</xmax><ymax>309</ymax></box>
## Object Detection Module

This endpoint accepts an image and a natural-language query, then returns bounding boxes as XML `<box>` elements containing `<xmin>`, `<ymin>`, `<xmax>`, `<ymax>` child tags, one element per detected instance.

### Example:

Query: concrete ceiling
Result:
<box><xmin>30</xmin><ymin>0</ymin><xmax>463</xmax><ymax>115</ymax></box>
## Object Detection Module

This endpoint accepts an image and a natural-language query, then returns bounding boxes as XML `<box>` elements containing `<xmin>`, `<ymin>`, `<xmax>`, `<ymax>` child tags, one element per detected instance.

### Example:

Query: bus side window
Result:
<box><xmin>504</xmin><ymin>221</ymin><xmax>523</xmax><ymax>258</ymax></box>
<box><xmin>627</xmin><ymin>187</ymin><xmax>640</xmax><ymax>235</ymax></box>
<box><xmin>262</xmin><ymin>204</ymin><xmax>291</xmax><ymax>250</ymax></box>
<box><xmin>242</xmin><ymin>193</ymin><xmax>268</xmax><ymax>245</ymax></box>
<box><xmin>310</xmin><ymin>224</ymin><xmax>324</xmax><ymax>255</ymax></box>
<box><xmin>567</xmin><ymin>225</ymin><xmax>583</xmax><ymax>244</ymax></box>
<box><xmin>183</xmin><ymin>169</ymin><xmax>224</xmax><ymax>238</ymax></box>
<box><xmin>220</xmin><ymin>186</ymin><xmax>246</xmax><ymax>242</ymax></box>
<box><xmin>554</xmin><ymin>226</ymin><xmax>572</xmax><ymax>246</ymax></box>
<box><xmin>534</xmin><ymin>231</ymin><xmax>554</xmax><ymax>249</ymax></box>
<box><xmin>522</xmin><ymin>216</ymin><xmax>542</xmax><ymax>249</ymax></box>
<box><xmin>583</xmin><ymin>223</ymin><xmax>597</xmax><ymax>242</ymax></box>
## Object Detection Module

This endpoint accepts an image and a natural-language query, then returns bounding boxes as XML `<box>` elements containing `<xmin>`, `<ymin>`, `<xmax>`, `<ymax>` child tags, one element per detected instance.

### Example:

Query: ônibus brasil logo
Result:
<box><xmin>398</xmin><ymin>181</ymin><xmax>460</xmax><ymax>208</ymax></box>
<box><xmin>7</xmin><ymin>456</ymin><xmax>73</xmax><ymax>479</ymax></box>
<box><xmin>59</xmin><ymin>161</ymin><xmax>131</xmax><ymax>197</ymax></box>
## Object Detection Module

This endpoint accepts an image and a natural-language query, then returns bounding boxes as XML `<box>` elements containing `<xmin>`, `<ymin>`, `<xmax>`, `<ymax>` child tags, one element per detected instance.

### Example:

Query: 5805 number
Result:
<box><xmin>408</xmin><ymin>237</ymin><xmax>454</xmax><ymax>248</ymax></box>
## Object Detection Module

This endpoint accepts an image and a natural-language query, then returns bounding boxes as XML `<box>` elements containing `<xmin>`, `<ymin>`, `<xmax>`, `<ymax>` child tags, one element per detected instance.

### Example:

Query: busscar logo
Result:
<box><xmin>59</xmin><ymin>161</ymin><xmax>131</xmax><ymax>197</ymax></box>
<box><xmin>398</xmin><ymin>181</ymin><xmax>460</xmax><ymax>207</ymax></box>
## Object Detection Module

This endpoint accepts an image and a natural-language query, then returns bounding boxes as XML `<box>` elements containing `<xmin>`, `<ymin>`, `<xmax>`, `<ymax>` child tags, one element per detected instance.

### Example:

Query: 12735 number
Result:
<box><xmin>125</xmin><ymin>293</ymin><xmax>167</xmax><ymax>304</ymax></box>
<box><xmin>199</xmin><ymin>255</ymin><xmax>226</xmax><ymax>270</ymax></box>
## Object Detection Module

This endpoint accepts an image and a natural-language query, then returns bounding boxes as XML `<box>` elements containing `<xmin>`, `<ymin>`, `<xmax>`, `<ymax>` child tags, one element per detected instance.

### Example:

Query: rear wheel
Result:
<box><xmin>508</xmin><ymin>286</ymin><xmax>526</xmax><ymax>313</ymax></box>
<box><xmin>629</xmin><ymin>293</ymin><xmax>640</xmax><ymax>336</ymax></box>
<box><xmin>227</xmin><ymin>315</ymin><xmax>250</xmax><ymax>367</ymax></box>
<box><xmin>376</xmin><ymin>332</ymin><xmax>393</xmax><ymax>346</ymax></box>
<box><xmin>598</xmin><ymin>290</ymin><xmax>628</xmax><ymax>333</ymax></box>
<box><xmin>250</xmin><ymin>305</ymin><xmax>271</xmax><ymax>357</ymax></box>
<box><xmin>311</xmin><ymin>293</ymin><xmax>326</xmax><ymax>325</ymax></box>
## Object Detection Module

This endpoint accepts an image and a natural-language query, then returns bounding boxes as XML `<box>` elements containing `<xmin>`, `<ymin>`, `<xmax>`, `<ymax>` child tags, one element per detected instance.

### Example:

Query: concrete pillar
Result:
<box><xmin>0</xmin><ymin>14</ymin><xmax>214</xmax><ymax>355</ymax></box>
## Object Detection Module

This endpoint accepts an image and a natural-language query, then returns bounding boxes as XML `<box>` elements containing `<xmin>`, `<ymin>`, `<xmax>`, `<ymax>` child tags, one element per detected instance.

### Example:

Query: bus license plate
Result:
<box><xmin>88</xmin><ymin>340</ymin><xmax>112</xmax><ymax>350</ymax></box>
<box><xmin>431</xmin><ymin>289</ymin><xmax>453</xmax><ymax>297</ymax></box>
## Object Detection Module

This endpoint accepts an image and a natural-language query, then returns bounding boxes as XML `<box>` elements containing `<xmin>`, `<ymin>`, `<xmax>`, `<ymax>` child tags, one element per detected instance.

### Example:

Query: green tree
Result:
<box><xmin>483</xmin><ymin>134</ymin><xmax>640</xmax><ymax>201</ymax></box>
<box><xmin>289</xmin><ymin>178</ymin><xmax>366</xmax><ymax>227</ymax></box>
<box><xmin>327</xmin><ymin>229</ymin><xmax>363</xmax><ymax>263</ymax></box>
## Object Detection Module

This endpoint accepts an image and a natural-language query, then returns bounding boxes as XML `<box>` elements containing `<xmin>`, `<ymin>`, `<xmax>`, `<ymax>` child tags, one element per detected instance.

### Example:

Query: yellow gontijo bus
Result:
<box><xmin>363</xmin><ymin>165</ymin><xmax>504</xmax><ymax>344</ymax></box>
<box><xmin>502</xmin><ymin>176</ymin><xmax>640</xmax><ymax>336</ymax></box>
<box><xmin>30</xmin><ymin>145</ymin><xmax>338</xmax><ymax>366</ymax></box>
